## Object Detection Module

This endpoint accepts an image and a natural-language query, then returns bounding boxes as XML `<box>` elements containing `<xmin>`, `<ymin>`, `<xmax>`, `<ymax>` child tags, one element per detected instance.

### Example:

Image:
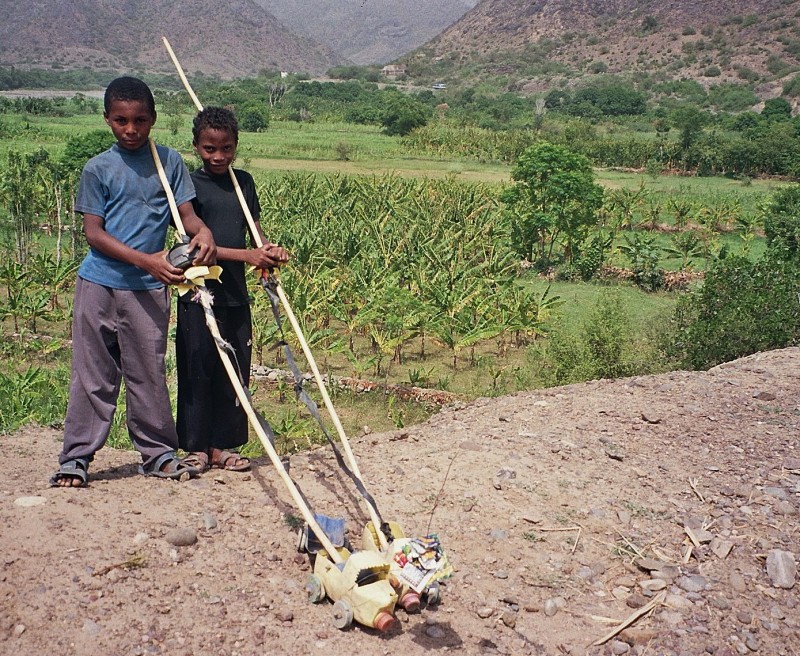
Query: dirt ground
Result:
<box><xmin>2</xmin><ymin>348</ymin><xmax>799</xmax><ymax>656</ymax></box>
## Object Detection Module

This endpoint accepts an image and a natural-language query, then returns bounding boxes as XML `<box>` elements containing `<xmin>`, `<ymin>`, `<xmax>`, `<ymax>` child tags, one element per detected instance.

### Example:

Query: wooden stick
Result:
<box><xmin>148</xmin><ymin>139</ymin><xmax>187</xmax><ymax>236</ymax></box>
<box><xmin>614</xmin><ymin>529</ymin><xmax>645</xmax><ymax>559</ymax></box>
<box><xmin>150</xmin><ymin>138</ymin><xmax>343</xmax><ymax>564</ymax></box>
<box><xmin>538</xmin><ymin>525</ymin><xmax>582</xmax><ymax>555</ymax></box>
<box><xmin>197</xmin><ymin>287</ymin><xmax>343</xmax><ymax>563</ymax></box>
<box><xmin>590</xmin><ymin>591</ymin><xmax>665</xmax><ymax>646</ymax></box>
<box><xmin>161</xmin><ymin>36</ymin><xmax>389</xmax><ymax>552</ymax></box>
<box><xmin>162</xmin><ymin>37</ymin><xmax>203</xmax><ymax>112</ymax></box>
<box><xmin>688</xmin><ymin>477</ymin><xmax>705</xmax><ymax>503</ymax></box>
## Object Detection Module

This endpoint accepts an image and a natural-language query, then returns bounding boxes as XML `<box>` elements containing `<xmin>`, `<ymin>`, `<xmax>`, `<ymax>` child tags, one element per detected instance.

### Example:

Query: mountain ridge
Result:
<box><xmin>407</xmin><ymin>0</ymin><xmax>800</xmax><ymax>96</ymax></box>
<box><xmin>0</xmin><ymin>0</ymin><xmax>342</xmax><ymax>78</ymax></box>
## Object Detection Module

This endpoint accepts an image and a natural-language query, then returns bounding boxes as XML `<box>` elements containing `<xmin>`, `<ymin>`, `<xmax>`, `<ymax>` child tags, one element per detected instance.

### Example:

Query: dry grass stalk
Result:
<box><xmin>590</xmin><ymin>591</ymin><xmax>666</xmax><ymax>646</ymax></box>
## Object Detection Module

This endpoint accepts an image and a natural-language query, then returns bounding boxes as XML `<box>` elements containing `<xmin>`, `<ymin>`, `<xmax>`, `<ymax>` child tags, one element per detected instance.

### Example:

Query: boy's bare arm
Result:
<box><xmin>214</xmin><ymin>222</ymin><xmax>289</xmax><ymax>269</ymax></box>
<box><xmin>83</xmin><ymin>214</ymin><xmax>186</xmax><ymax>285</ymax></box>
<box><xmin>178</xmin><ymin>202</ymin><xmax>217</xmax><ymax>265</ymax></box>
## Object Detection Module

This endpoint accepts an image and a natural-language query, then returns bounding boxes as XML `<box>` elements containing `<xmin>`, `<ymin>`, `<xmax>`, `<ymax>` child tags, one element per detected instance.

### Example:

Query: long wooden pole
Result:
<box><xmin>162</xmin><ymin>37</ymin><xmax>389</xmax><ymax>550</ymax></box>
<box><xmin>150</xmin><ymin>137</ymin><xmax>342</xmax><ymax>564</ymax></box>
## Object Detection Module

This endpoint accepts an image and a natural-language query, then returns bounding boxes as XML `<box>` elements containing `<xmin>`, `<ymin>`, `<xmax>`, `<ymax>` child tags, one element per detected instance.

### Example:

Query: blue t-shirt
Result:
<box><xmin>75</xmin><ymin>142</ymin><xmax>195</xmax><ymax>290</ymax></box>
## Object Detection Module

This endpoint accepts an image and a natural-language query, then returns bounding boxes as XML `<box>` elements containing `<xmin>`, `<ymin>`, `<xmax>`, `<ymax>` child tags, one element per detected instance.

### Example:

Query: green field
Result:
<box><xmin>0</xmin><ymin>107</ymin><xmax>791</xmax><ymax>453</ymax></box>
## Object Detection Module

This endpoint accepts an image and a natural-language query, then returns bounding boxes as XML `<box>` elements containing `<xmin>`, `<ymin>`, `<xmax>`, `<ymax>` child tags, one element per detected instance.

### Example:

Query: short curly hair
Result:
<box><xmin>104</xmin><ymin>76</ymin><xmax>155</xmax><ymax>115</ymax></box>
<box><xmin>192</xmin><ymin>106</ymin><xmax>239</xmax><ymax>145</ymax></box>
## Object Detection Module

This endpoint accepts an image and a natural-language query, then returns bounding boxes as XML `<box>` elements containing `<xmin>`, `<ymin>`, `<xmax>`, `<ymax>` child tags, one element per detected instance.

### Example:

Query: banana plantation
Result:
<box><xmin>252</xmin><ymin>173</ymin><xmax>556</xmax><ymax>374</ymax></box>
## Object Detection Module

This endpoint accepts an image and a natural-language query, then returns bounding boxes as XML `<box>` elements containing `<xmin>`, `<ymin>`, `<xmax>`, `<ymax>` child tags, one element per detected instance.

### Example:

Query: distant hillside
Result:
<box><xmin>407</xmin><ymin>0</ymin><xmax>800</xmax><ymax>99</ymax></box>
<box><xmin>0</xmin><ymin>0</ymin><xmax>343</xmax><ymax>79</ymax></box>
<box><xmin>257</xmin><ymin>0</ymin><xmax>479</xmax><ymax>65</ymax></box>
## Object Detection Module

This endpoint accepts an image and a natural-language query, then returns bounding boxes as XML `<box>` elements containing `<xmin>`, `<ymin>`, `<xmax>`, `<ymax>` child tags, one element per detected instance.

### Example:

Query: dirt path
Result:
<box><xmin>2</xmin><ymin>348</ymin><xmax>799</xmax><ymax>655</ymax></box>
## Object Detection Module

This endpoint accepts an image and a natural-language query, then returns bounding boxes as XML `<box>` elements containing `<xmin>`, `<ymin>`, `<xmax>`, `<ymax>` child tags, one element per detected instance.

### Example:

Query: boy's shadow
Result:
<box><xmin>90</xmin><ymin>462</ymin><xmax>141</xmax><ymax>482</ymax></box>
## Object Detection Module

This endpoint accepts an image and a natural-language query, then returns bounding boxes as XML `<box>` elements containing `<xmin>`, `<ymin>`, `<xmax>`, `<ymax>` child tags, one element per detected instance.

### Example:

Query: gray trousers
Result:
<box><xmin>60</xmin><ymin>277</ymin><xmax>178</xmax><ymax>469</ymax></box>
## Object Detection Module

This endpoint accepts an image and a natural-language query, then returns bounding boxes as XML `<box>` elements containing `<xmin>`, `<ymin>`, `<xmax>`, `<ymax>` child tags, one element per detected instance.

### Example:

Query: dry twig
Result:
<box><xmin>590</xmin><ymin>591</ymin><xmax>666</xmax><ymax>646</ymax></box>
<box><xmin>539</xmin><ymin>525</ymin><xmax>582</xmax><ymax>554</ymax></box>
<box><xmin>688</xmin><ymin>477</ymin><xmax>705</xmax><ymax>503</ymax></box>
<box><xmin>92</xmin><ymin>553</ymin><xmax>146</xmax><ymax>577</ymax></box>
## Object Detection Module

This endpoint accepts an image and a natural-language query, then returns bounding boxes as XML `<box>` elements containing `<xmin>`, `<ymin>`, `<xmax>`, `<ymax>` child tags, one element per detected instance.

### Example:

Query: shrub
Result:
<box><xmin>239</xmin><ymin>104</ymin><xmax>270</xmax><ymax>132</ymax></box>
<box><xmin>380</xmin><ymin>95</ymin><xmax>429</xmax><ymax>136</ymax></box>
<box><xmin>59</xmin><ymin>129</ymin><xmax>115</xmax><ymax>174</ymax></box>
<box><xmin>673</xmin><ymin>254</ymin><xmax>800</xmax><ymax>369</ymax></box>
<box><xmin>761</xmin><ymin>184</ymin><xmax>800</xmax><ymax>258</ymax></box>
<box><xmin>534</xmin><ymin>291</ymin><xmax>640</xmax><ymax>385</ymax></box>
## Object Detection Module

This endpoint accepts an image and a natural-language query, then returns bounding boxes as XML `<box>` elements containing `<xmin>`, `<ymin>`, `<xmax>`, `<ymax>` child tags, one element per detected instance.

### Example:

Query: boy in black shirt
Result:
<box><xmin>177</xmin><ymin>107</ymin><xmax>288</xmax><ymax>471</ymax></box>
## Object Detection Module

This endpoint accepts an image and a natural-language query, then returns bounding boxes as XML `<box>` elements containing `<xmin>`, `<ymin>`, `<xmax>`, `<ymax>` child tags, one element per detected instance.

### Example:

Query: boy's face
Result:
<box><xmin>104</xmin><ymin>99</ymin><xmax>156</xmax><ymax>151</ymax></box>
<box><xmin>194</xmin><ymin>127</ymin><xmax>237</xmax><ymax>176</ymax></box>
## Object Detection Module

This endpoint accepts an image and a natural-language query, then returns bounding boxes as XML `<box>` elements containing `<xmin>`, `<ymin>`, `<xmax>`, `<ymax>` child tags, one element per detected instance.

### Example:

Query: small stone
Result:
<box><xmin>490</xmin><ymin>529</ymin><xmax>508</xmax><ymax>541</ymax></box>
<box><xmin>82</xmin><ymin>619</ymin><xmax>101</xmax><ymax>635</ymax></box>
<box><xmin>766</xmin><ymin>549</ymin><xmax>796</xmax><ymax>589</ymax></box>
<box><xmin>763</xmin><ymin>487</ymin><xmax>788</xmax><ymax>500</ymax></box>
<box><xmin>730</xmin><ymin>573</ymin><xmax>747</xmax><ymax>593</ymax></box>
<box><xmin>676</xmin><ymin>575</ymin><xmax>707</xmax><ymax>593</ymax></box>
<box><xmin>709</xmin><ymin>596</ymin><xmax>731</xmax><ymax>610</ymax></box>
<box><xmin>477</xmin><ymin>607</ymin><xmax>494</xmax><ymax>619</ymax></box>
<box><xmin>276</xmin><ymin>609</ymin><xmax>293</xmax><ymax>622</ymax></box>
<box><xmin>203</xmin><ymin>513</ymin><xmax>217</xmax><ymax>530</ymax></box>
<box><xmin>736</xmin><ymin>611</ymin><xmax>752</xmax><ymax>625</ymax></box>
<box><xmin>784</xmin><ymin>457</ymin><xmax>800</xmax><ymax>471</ymax></box>
<box><xmin>493</xmin><ymin>570</ymin><xmax>509</xmax><ymax>580</ymax></box>
<box><xmin>496</xmin><ymin>466</ymin><xmax>516</xmax><ymax>480</ymax></box>
<box><xmin>744</xmin><ymin>634</ymin><xmax>759</xmax><ymax>651</ymax></box>
<box><xmin>611</xmin><ymin>640</ymin><xmax>630</xmax><ymax>655</ymax></box>
<box><xmin>710</xmin><ymin>538</ymin><xmax>734</xmax><ymax>559</ymax></box>
<box><xmin>660</xmin><ymin>610</ymin><xmax>684</xmax><ymax>627</ymax></box>
<box><xmin>13</xmin><ymin>625</ymin><xmax>25</xmax><ymax>637</ymax></box>
<box><xmin>612</xmin><ymin>586</ymin><xmax>629</xmax><ymax>600</ymax></box>
<box><xmin>626</xmin><ymin>594</ymin><xmax>649</xmax><ymax>609</ymax></box>
<box><xmin>640</xmin><ymin>579</ymin><xmax>667</xmax><ymax>592</ymax></box>
<box><xmin>164</xmin><ymin>528</ymin><xmax>197</xmax><ymax>547</ymax></box>
<box><xmin>651</xmin><ymin>566</ymin><xmax>679</xmax><ymax>581</ymax></box>
<box><xmin>425</xmin><ymin>624</ymin><xmax>446</xmax><ymax>638</ymax></box>
<box><xmin>769</xmin><ymin>605</ymin><xmax>785</xmax><ymax>620</ymax></box>
<box><xmin>501</xmin><ymin>610</ymin><xmax>517</xmax><ymax>628</ymax></box>
<box><xmin>132</xmin><ymin>532</ymin><xmax>149</xmax><ymax>546</ymax></box>
<box><xmin>13</xmin><ymin>496</ymin><xmax>47</xmax><ymax>507</ymax></box>
<box><xmin>634</xmin><ymin>557</ymin><xmax>666</xmax><ymax>572</ymax></box>
<box><xmin>543</xmin><ymin>597</ymin><xmax>566</xmax><ymax>617</ymax></box>
<box><xmin>665</xmin><ymin>593</ymin><xmax>693</xmax><ymax>610</ymax></box>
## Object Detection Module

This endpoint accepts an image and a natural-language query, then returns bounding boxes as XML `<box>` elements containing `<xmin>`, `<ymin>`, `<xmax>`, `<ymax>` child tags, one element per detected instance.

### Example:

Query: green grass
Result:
<box><xmin>0</xmin><ymin>107</ymin><xmax>789</xmax><ymax>448</ymax></box>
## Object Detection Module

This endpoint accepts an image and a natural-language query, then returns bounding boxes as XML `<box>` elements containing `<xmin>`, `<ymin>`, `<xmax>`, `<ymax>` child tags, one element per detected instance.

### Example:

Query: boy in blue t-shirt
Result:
<box><xmin>51</xmin><ymin>76</ymin><xmax>217</xmax><ymax>487</ymax></box>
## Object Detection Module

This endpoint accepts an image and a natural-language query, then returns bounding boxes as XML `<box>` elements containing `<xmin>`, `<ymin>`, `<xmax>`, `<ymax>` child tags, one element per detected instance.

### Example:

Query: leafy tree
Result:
<box><xmin>239</xmin><ymin>104</ymin><xmax>270</xmax><ymax>132</ymax></box>
<box><xmin>671</xmin><ymin>106</ymin><xmax>707</xmax><ymax>151</ymax></box>
<box><xmin>380</xmin><ymin>95</ymin><xmax>429</xmax><ymax>136</ymax></box>
<box><xmin>501</xmin><ymin>142</ymin><xmax>604</xmax><ymax>267</ymax></box>
<box><xmin>569</xmin><ymin>82</ymin><xmax>647</xmax><ymax>116</ymax></box>
<box><xmin>762</xmin><ymin>97</ymin><xmax>792</xmax><ymax>122</ymax></box>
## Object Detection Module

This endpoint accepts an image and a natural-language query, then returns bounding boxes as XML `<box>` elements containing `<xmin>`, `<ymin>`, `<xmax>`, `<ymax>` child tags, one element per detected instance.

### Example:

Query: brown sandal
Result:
<box><xmin>182</xmin><ymin>452</ymin><xmax>210</xmax><ymax>472</ymax></box>
<box><xmin>209</xmin><ymin>449</ymin><xmax>250</xmax><ymax>472</ymax></box>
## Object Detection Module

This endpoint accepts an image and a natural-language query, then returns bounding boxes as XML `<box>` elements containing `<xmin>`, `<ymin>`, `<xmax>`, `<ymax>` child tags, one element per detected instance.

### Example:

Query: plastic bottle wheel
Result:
<box><xmin>306</xmin><ymin>575</ymin><xmax>325</xmax><ymax>604</ymax></box>
<box><xmin>332</xmin><ymin>599</ymin><xmax>354</xmax><ymax>629</ymax></box>
<box><xmin>426</xmin><ymin>581</ymin><xmax>441</xmax><ymax>605</ymax></box>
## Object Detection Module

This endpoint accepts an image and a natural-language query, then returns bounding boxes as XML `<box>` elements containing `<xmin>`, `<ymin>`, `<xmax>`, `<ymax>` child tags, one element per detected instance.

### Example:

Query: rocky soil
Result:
<box><xmin>2</xmin><ymin>348</ymin><xmax>799</xmax><ymax>656</ymax></box>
